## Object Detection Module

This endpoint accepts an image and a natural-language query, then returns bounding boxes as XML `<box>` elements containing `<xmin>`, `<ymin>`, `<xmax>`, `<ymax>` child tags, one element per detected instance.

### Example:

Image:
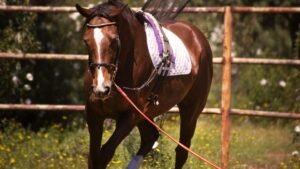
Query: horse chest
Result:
<box><xmin>88</xmin><ymin>98</ymin><xmax>130</xmax><ymax>118</ymax></box>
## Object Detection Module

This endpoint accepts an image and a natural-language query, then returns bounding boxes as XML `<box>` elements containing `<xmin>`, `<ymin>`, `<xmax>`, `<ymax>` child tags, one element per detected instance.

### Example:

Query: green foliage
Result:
<box><xmin>294</xmin><ymin>30</ymin><xmax>300</xmax><ymax>58</ymax></box>
<box><xmin>229</xmin><ymin>7</ymin><xmax>300</xmax><ymax>113</ymax></box>
<box><xmin>0</xmin><ymin>1</ymin><xmax>40</xmax><ymax>52</ymax></box>
<box><xmin>0</xmin><ymin>1</ymin><xmax>40</xmax><ymax>104</ymax></box>
<box><xmin>0</xmin><ymin>116</ymin><xmax>298</xmax><ymax>169</ymax></box>
<box><xmin>0</xmin><ymin>0</ymin><xmax>300</xmax><ymax>125</ymax></box>
<box><xmin>186</xmin><ymin>0</ymin><xmax>300</xmax><ymax>114</ymax></box>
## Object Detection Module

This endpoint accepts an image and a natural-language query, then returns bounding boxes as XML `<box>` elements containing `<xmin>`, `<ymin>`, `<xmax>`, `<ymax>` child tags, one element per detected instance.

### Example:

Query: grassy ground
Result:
<box><xmin>0</xmin><ymin>115</ymin><xmax>299</xmax><ymax>169</ymax></box>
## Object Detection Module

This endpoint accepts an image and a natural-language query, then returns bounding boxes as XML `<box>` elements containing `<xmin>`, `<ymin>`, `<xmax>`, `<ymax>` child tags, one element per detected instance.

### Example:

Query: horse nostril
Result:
<box><xmin>91</xmin><ymin>83</ymin><xmax>96</xmax><ymax>89</ymax></box>
<box><xmin>104</xmin><ymin>87</ymin><xmax>110</xmax><ymax>95</ymax></box>
<box><xmin>91</xmin><ymin>86</ymin><xmax>96</xmax><ymax>93</ymax></box>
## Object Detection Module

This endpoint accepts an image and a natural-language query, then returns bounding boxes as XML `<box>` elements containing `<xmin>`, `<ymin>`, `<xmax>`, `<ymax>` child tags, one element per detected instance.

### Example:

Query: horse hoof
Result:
<box><xmin>126</xmin><ymin>155</ymin><xmax>143</xmax><ymax>169</ymax></box>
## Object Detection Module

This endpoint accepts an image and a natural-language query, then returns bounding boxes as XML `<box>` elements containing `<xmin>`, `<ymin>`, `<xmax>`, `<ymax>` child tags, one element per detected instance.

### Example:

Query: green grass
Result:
<box><xmin>0</xmin><ymin>116</ymin><xmax>299</xmax><ymax>169</ymax></box>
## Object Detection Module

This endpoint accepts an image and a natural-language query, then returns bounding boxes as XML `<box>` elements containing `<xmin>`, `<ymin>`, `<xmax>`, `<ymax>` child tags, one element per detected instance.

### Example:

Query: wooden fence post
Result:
<box><xmin>221</xmin><ymin>6</ymin><xmax>233</xmax><ymax>169</ymax></box>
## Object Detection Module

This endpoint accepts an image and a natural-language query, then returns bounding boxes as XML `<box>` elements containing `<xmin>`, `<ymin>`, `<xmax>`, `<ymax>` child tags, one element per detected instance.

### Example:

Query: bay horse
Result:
<box><xmin>76</xmin><ymin>0</ymin><xmax>213</xmax><ymax>169</ymax></box>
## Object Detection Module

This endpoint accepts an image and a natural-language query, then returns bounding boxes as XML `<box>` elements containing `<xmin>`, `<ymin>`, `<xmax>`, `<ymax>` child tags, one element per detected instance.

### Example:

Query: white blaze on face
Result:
<box><xmin>93</xmin><ymin>28</ymin><xmax>109</xmax><ymax>93</ymax></box>
<box><xmin>95</xmin><ymin>67</ymin><xmax>108</xmax><ymax>93</ymax></box>
<box><xmin>93</xmin><ymin>28</ymin><xmax>104</xmax><ymax>62</ymax></box>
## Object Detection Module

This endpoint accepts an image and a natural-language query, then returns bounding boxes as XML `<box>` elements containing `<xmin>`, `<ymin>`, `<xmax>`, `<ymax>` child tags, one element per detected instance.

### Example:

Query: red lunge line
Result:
<box><xmin>115</xmin><ymin>84</ymin><xmax>222</xmax><ymax>169</ymax></box>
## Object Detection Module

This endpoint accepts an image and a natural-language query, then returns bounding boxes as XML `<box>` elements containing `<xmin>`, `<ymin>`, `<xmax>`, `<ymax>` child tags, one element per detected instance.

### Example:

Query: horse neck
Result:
<box><xmin>116</xmin><ymin>11</ymin><xmax>153</xmax><ymax>88</ymax></box>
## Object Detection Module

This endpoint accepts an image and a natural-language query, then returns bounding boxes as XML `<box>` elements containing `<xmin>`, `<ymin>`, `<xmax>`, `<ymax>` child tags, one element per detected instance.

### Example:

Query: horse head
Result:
<box><xmin>76</xmin><ymin>1</ymin><xmax>126</xmax><ymax>100</ymax></box>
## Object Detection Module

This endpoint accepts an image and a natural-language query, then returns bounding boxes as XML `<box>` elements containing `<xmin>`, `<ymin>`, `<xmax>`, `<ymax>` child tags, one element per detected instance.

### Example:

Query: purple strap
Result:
<box><xmin>145</xmin><ymin>15</ymin><xmax>164</xmax><ymax>58</ymax></box>
<box><xmin>145</xmin><ymin>13</ymin><xmax>175</xmax><ymax>66</ymax></box>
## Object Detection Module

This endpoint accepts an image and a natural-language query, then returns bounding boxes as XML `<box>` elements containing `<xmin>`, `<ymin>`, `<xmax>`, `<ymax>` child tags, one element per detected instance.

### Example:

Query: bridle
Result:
<box><xmin>85</xmin><ymin>21</ymin><xmax>121</xmax><ymax>84</ymax></box>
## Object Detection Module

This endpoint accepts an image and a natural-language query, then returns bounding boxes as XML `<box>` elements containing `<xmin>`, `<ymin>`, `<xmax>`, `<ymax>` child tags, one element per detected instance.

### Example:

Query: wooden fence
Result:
<box><xmin>1</xmin><ymin>5</ymin><xmax>300</xmax><ymax>169</ymax></box>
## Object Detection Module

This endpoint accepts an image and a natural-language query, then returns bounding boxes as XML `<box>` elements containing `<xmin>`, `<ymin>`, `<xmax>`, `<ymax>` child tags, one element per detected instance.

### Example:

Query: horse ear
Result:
<box><xmin>109</xmin><ymin>4</ymin><xmax>127</xmax><ymax>17</ymax></box>
<box><xmin>109</xmin><ymin>8</ymin><xmax>122</xmax><ymax>17</ymax></box>
<box><xmin>108</xmin><ymin>0</ymin><xmax>123</xmax><ymax>4</ymax></box>
<box><xmin>75</xmin><ymin>4</ymin><xmax>91</xmax><ymax>18</ymax></box>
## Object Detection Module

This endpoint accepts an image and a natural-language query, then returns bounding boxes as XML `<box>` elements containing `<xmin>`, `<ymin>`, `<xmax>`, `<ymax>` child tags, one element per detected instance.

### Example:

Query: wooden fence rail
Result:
<box><xmin>1</xmin><ymin>6</ymin><xmax>300</xmax><ymax>13</ymax></box>
<box><xmin>2</xmin><ymin>52</ymin><xmax>300</xmax><ymax>65</ymax></box>
<box><xmin>1</xmin><ymin>104</ymin><xmax>299</xmax><ymax>119</ymax></box>
<box><xmin>231</xmin><ymin>6</ymin><xmax>300</xmax><ymax>13</ymax></box>
<box><xmin>232</xmin><ymin>57</ymin><xmax>300</xmax><ymax>65</ymax></box>
<box><xmin>0</xmin><ymin>52</ymin><xmax>87</xmax><ymax>60</ymax></box>
<box><xmin>0</xmin><ymin>6</ymin><xmax>225</xmax><ymax>13</ymax></box>
<box><xmin>0</xmin><ymin>104</ymin><xmax>84</xmax><ymax>111</ymax></box>
<box><xmin>0</xmin><ymin>52</ymin><xmax>225</xmax><ymax>63</ymax></box>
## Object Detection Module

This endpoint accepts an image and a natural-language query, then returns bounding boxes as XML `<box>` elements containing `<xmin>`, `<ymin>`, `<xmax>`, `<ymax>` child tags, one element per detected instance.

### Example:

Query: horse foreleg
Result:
<box><xmin>127</xmin><ymin>120</ymin><xmax>159</xmax><ymax>169</ymax></box>
<box><xmin>98</xmin><ymin>112</ymin><xmax>135</xmax><ymax>168</ymax></box>
<box><xmin>86</xmin><ymin>109</ymin><xmax>104</xmax><ymax>169</ymax></box>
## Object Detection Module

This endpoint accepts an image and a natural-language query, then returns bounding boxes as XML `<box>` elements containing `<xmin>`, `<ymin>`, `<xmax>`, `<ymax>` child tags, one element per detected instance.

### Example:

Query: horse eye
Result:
<box><xmin>110</xmin><ymin>38</ymin><xmax>120</xmax><ymax>49</ymax></box>
<box><xmin>88</xmin><ymin>63</ymin><xmax>96</xmax><ymax>71</ymax></box>
<box><xmin>83</xmin><ymin>36</ymin><xmax>89</xmax><ymax>42</ymax></box>
<box><xmin>108</xmin><ymin>66</ymin><xmax>115</xmax><ymax>71</ymax></box>
<box><xmin>109</xmin><ymin>66</ymin><xmax>116</xmax><ymax>72</ymax></box>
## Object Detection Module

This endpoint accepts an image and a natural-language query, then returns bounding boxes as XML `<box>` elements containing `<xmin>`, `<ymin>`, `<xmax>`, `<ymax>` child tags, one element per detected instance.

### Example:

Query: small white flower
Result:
<box><xmin>231</xmin><ymin>51</ymin><xmax>237</xmax><ymax>57</ymax></box>
<box><xmin>26</xmin><ymin>73</ymin><xmax>34</xmax><ymax>81</ymax></box>
<box><xmin>25</xmin><ymin>98</ymin><xmax>32</xmax><ymax>104</ymax></box>
<box><xmin>256</xmin><ymin>49</ymin><xmax>262</xmax><ymax>56</ymax></box>
<box><xmin>55</xmin><ymin>71</ymin><xmax>60</xmax><ymax>77</ymax></box>
<box><xmin>12</xmin><ymin>75</ymin><xmax>19</xmax><ymax>85</ymax></box>
<box><xmin>260</xmin><ymin>79</ymin><xmax>267</xmax><ymax>86</ymax></box>
<box><xmin>279</xmin><ymin>80</ymin><xmax>286</xmax><ymax>88</ymax></box>
<box><xmin>16</xmin><ymin>32</ymin><xmax>22</xmax><ymax>43</ymax></box>
<box><xmin>24</xmin><ymin>84</ymin><xmax>31</xmax><ymax>91</ymax></box>
<box><xmin>73</xmin><ymin>63</ymin><xmax>80</xmax><ymax>70</ymax></box>
<box><xmin>210</xmin><ymin>32</ymin><xmax>219</xmax><ymax>43</ymax></box>
<box><xmin>45</xmin><ymin>23</ymin><xmax>52</xmax><ymax>30</ymax></box>
<box><xmin>295</xmin><ymin>125</ymin><xmax>300</xmax><ymax>133</ymax></box>
<box><xmin>231</xmin><ymin>67</ymin><xmax>238</xmax><ymax>75</ymax></box>
<box><xmin>210</xmin><ymin>25</ymin><xmax>224</xmax><ymax>43</ymax></box>
<box><xmin>75</xmin><ymin>20</ymin><xmax>81</xmax><ymax>32</ymax></box>
<box><xmin>292</xmin><ymin>150</ymin><xmax>299</xmax><ymax>156</ymax></box>
<box><xmin>16</xmin><ymin>62</ymin><xmax>21</xmax><ymax>70</ymax></box>
<box><xmin>68</xmin><ymin>12</ymin><xmax>80</xmax><ymax>21</ymax></box>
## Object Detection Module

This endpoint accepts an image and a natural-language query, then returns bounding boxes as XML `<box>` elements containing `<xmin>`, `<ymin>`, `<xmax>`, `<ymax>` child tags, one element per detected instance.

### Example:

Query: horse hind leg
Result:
<box><xmin>175</xmin><ymin>54</ymin><xmax>212</xmax><ymax>168</ymax></box>
<box><xmin>175</xmin><ymin>101</ymin><xmax>205</xmax><ymax>169</ymax></box>
<box><xmin>127</xmin><ymin>120</ymin><xmax>159</xmax><ymax>169</ymax></box>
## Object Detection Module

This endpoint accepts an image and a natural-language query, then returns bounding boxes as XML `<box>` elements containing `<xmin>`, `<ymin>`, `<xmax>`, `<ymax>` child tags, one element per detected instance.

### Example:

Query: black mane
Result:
<box><xmin>87</xmin><ymin>0</ymin><xmax>129</xmax><ymax>21</ymax></box>
<box><xmin>142</xmin><ymin>0</ymin><xmax>190</xmax><ymax>21</ymax></box>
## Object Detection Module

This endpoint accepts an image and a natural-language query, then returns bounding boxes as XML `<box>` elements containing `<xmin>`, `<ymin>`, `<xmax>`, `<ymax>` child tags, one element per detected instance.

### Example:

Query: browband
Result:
<box><xmin>86</xmin><ymin>22</ymin><xmax>117</xmax><ymax>28</ymax></box>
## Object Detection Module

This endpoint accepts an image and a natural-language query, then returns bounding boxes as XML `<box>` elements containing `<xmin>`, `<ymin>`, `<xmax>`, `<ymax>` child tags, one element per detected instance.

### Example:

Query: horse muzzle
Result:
<box><xmin>91</xmin><ymin>84</ymin><xmax>111</xmax><ymax>100</ymax></box>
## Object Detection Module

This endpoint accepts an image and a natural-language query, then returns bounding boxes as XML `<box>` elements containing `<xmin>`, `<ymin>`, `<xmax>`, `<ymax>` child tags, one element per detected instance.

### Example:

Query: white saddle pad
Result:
<box><xmin>144</xmin><ymin>15</ymin><xmax>192</xmax><ymax>76</ymax></box>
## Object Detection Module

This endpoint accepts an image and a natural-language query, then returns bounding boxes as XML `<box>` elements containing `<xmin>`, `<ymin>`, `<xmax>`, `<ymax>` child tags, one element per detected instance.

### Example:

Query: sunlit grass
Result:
<box><xmin>0</xmin><ymin>116</ymin><xmax>298</xmax><ymax>169</ymax></box>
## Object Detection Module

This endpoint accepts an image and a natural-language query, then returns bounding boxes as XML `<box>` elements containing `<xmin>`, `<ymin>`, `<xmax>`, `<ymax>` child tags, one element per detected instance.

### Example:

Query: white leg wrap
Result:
<box><xmin>126</xmin><ymin>155</ymin><xmax>144</xmax><ymax>169</ymax></box>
